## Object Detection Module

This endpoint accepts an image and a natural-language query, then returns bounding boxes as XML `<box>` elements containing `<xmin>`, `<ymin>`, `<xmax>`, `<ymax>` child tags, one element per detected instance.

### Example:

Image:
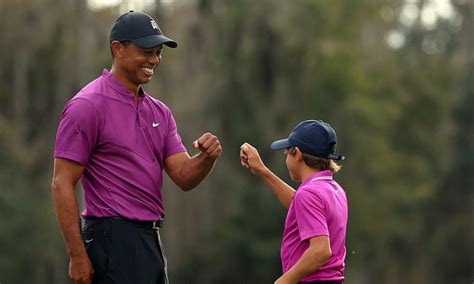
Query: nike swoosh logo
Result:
<box><xmin>85</xmin><ymin>239</ymin><xmax>94</xmax><ymax>243</ymax></box>
<box><xmin>152</xmin><ymin>122</ymin><xmax>160</xmax><ymax>128</ymax></box>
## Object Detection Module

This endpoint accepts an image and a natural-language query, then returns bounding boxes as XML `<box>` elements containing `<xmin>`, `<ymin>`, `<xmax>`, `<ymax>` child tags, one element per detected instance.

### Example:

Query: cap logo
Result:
<box><xmin>150</xmin><ymin>20</ymin><xmax>159</xmax><ymax>30</ymax></box>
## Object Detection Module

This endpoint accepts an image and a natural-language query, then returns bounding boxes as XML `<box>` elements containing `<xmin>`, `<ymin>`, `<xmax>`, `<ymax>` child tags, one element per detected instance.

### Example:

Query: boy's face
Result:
<box><xmin>285</xmin><ymin>148</ymin><xmax>301</xmax><ymax>182</ymax></box>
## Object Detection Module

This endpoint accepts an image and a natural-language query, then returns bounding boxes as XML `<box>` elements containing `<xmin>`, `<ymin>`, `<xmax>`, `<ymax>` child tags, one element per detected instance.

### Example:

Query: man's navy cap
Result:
<box><xmin>110</xmin><ymin>11</ymin><xmax>177</xmax><ymax>49</ymax></box>
<box><xmin>271</xmin><ymin>120</ymin><xmax>345</xmax><ymax>161</ymax></box>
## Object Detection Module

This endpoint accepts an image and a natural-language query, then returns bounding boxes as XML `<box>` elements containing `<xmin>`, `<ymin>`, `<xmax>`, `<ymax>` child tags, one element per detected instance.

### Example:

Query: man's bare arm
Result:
<box><xmin>52</xmin><ymin>158</ymin><xmax>93</xmax><ymax>283</ymax></box>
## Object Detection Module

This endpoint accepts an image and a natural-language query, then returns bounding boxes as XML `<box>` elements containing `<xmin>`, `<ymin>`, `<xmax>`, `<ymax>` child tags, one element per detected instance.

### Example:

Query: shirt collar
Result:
<box><xmin>102</xmin><ymin>69</ymin><xmax>145</xmax><ymax>98</ymax></box>
<box><xmin>299</xmin><ymin>170</ymin><xmax>333</xmax><ymax>188</ymax></box>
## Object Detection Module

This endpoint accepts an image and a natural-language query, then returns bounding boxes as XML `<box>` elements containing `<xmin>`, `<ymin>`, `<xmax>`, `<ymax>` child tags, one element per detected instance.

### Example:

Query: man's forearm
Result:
<box><xmin>176</xmin><ymin>152</ymin><xmax>217</xmax><ymax>191</ymax></box>
<box><xmin>52</xmin><ymin>183</ymin><xmax>87</xmax><ymax>257</ymax></box>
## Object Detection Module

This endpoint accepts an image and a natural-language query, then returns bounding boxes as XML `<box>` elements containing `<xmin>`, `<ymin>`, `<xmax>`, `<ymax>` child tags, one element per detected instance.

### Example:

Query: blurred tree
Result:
<box><xmin>424</xmin><ymin>2</ymin><xmax>473</xmax><ymax>282</ymax></box>
<box><xmin>0</xmin><ymin>0</ymin><xmax>114</xmax><ymax>282</ymax></box>
<box><xmin>0</xmin><ymin>0</ymin><xmax>470</xmax><ymax>283</ymax></box>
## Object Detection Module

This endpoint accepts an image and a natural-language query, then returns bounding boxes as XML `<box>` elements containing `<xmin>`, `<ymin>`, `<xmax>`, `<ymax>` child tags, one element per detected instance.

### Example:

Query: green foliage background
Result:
<box><xmin>0</xmin><ymin>0</ymin><xmax>472</xmax><ymax>283</ymax></box>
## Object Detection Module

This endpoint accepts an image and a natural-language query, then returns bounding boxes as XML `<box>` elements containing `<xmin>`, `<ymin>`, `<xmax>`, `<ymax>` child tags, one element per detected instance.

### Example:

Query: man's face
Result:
<box><xmin>119</xmin><ymin>42</ymin><xmax>163</xmax><ymax>86</ymax></box>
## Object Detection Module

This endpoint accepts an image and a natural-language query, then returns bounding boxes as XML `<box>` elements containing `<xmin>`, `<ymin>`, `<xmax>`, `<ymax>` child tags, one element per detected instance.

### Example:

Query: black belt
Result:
<box><xmin>85</xmin><ymin>216</ymin><xmax>164</xmax><ymax>229</ymax></box>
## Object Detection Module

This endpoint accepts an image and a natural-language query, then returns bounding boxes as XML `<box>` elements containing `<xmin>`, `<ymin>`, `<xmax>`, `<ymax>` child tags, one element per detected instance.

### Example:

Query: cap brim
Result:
<box><xmin>132</xmin><ymin>34</ymin><xmax>177</xmax><ymax>48</ymax></box>
<box><xmin>270</xmin><ymin>139</ymin><xmax>291</xmax><ymax>150</ymax></box>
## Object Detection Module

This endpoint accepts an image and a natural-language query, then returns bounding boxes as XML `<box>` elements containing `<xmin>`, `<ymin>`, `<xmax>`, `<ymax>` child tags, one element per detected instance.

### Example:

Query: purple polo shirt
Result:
<box><xmin>54</xmin><ymin>69</ymin><xmax>187</xmax><ymax>221</ymax></box>
<box><xmin>281</xmin><ymin>170</ymin><xmax>348</xmax><ymax>282</ymax></box>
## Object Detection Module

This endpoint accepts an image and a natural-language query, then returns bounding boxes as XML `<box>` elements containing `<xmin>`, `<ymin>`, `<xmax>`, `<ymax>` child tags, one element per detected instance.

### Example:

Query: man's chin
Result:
<box><xmin>140</xmin><ymin>76</ymin><xmax>153</xmax><ymax>84</ymax></box>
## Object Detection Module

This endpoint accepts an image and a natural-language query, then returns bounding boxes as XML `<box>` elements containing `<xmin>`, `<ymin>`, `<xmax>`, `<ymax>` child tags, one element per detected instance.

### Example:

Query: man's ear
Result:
<box><xmin>111</xmin><ymin>40</ymin><xmax>124</xmax><ymax>59</ymax></box>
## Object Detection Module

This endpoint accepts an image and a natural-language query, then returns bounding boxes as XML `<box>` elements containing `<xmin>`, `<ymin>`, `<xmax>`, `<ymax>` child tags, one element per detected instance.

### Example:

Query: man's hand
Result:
<box><xmin>69</xmin><ymin>253</ymin><xmax>94</xmax><ymax>284</ymax></box>
<box><xmin>193</xmin><ymin>132</ymin><xmax>222</xmax><ymax>159</ymax></box>
<box><xmin>240</xmin><ymin>143</ymin><xmax>267</xmax><ymax>176</ymax></box>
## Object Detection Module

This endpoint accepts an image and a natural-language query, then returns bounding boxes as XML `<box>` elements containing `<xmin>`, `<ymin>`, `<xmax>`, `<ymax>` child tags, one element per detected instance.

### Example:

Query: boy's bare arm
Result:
<box><xmin>275</xmin><ymin>236</ymin><xmax>332</xmax><ymax>284</ymax></box>
<box><xmin>240</xmin><ymin>143</ymin><xmax>295</xmax><ymax>209</ymax></box>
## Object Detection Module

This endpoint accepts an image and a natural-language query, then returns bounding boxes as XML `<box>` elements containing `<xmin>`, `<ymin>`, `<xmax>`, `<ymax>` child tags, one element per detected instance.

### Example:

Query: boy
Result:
<box><xmin>240</xmin><ymin>120</ymin><xmax>347</xmax><ymax>284</ymax></box>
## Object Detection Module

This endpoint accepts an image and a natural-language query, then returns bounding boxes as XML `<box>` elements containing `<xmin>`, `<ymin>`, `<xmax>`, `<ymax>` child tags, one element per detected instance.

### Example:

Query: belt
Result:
<box><xmin>85</xmin><ymin>216</ymin><xmax>164</xmax><ymax>229</ymax></box>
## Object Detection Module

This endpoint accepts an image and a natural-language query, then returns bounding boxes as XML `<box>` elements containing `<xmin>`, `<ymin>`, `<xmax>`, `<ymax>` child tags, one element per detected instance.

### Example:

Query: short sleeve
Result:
<box><xmin>163</xmin><ymin>109</ymin><xmax>186</xmax><ymax>158</ymax></box>
<box><xmin>54</xmin><ymin>98</ymin><xmax>99</xmax><ymax>166</ymax></box>
<box><xmin>294</xmin><ymin>188</ymin><xmax>329</xmax><ymax>241</ymax></box>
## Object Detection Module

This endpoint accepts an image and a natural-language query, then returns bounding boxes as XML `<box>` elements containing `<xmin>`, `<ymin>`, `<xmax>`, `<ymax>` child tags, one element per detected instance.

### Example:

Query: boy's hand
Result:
<box><xmin>274</xmin><ymin>273</ymin><xmax>297</xmax><ymax>284</ymax></box>
<box><xmin>240</xmin><ymin>143</ymin><xmax>267</xmax><ymax>176</ymax></box>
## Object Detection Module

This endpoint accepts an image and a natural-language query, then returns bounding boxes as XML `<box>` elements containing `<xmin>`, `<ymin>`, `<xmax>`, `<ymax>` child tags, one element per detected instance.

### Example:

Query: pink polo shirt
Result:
<box><xmin>281</xmin><ymin>170</ymin><xmax>348</xmax><ymax>282</ymax></box>
<box><xmin>54</xmin><ymin>69</ymin><xmax>187</xmax><ymax>221</ymax></box>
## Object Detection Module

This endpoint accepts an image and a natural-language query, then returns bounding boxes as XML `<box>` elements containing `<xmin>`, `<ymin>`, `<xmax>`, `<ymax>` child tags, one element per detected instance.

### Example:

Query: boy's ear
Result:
<box><xmin>294</xmin><ymin>147</ymin><xmax>304</xmax><ymax>161</ymax></box>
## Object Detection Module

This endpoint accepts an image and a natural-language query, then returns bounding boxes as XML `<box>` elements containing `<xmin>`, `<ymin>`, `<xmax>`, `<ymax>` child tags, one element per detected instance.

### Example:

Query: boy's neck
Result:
<box><xmin>299</xmin><ymin>165</ymin><xmax>321</xmax><ymax>183</ymax></box>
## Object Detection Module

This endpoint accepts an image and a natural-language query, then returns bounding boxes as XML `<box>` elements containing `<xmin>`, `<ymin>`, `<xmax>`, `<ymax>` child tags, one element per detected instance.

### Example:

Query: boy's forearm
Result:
<box><xmin>258</xmin><ymin>168</ymin><xmax>295</xmax><ymax>209</ymax></box>
<box><xmin>277</xmin><ymin>246</ymin><xmax>329</xmax><ymax>283</ymax></box>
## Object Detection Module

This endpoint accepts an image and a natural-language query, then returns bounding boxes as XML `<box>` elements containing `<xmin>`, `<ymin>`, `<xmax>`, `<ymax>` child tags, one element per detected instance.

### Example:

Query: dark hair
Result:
<box><xmin>110</xmin><ymin>40</ymin><xmax>131</xmax><ymax>58</ymax></box>
<box><xmin>287</xmin><ymin>147</ymin><xmax>341</xmax><ymax>173</ymax></box>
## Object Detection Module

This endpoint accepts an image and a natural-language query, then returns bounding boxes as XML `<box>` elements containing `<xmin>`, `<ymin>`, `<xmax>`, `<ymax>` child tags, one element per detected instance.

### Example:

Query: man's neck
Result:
<box><xmin>110</xmin><ymin>66</ymin><xmax>140</xmax><ymax>97</ymax></box>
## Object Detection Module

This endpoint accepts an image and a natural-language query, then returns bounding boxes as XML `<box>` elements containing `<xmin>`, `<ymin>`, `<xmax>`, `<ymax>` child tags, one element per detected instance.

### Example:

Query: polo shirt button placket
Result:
<box><xmin>137</xmin><ymin>98</ymin><xmax>145</xmax><ymax>129</ymax></box>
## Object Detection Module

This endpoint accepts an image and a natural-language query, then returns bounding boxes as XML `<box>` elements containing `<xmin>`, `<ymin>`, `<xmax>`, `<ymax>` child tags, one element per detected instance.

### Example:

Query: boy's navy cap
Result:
<box><xmin>271</xmin><ymin>120</ymin><xmax>345</xmax><ymax>161</ymax></box>
<box><xmin>110</xmin><ymin>11</ymin><xmax>177</xmax><ymax>49</ymax></box>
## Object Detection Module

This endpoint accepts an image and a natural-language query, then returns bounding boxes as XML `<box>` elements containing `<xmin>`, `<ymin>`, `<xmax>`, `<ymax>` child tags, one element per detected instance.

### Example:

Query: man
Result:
<box><xmin>52</xmin><ymin>11</ymin><xmax>222</xmax><ymax>284</ymax></box>
<box><xmin>240</xmin><ymin>120</ymin><xmax>347</xmax><ymax>284</ymax></box>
